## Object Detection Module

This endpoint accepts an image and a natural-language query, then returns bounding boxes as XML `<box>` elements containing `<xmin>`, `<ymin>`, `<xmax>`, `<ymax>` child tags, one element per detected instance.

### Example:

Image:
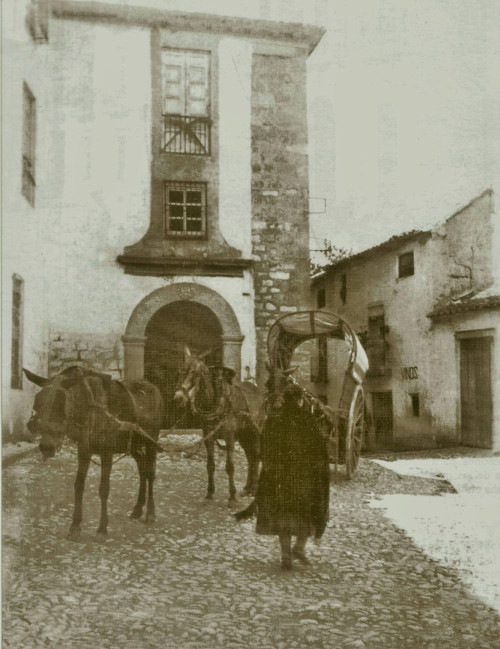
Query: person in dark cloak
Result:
<box><xmin>236</xmin><ymin>381</ymin><xmax>330</xmax><ymax>569</ymax></box>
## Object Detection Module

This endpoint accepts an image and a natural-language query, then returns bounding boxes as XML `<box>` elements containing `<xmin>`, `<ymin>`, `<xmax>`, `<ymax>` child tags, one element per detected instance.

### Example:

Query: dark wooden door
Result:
<box><xmin>371</xmin><ymin>391</ymin><xmax>393</xmax><ymax>448</ymax></box>
<box><xmin>460</xmin><ymin>337</ymin><xmax>493</xmax><ymax>448</ymax></box>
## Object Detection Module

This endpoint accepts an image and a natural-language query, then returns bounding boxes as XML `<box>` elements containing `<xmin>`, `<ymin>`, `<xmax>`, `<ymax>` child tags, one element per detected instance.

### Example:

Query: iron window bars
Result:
<box><xmin>162</xmin><ymin>115</ymin><xmax>211</xmax><ymax>155</ymax></box>
<box><xmin>165</xmin><ymin>181</ymin><xmax>207</xmax><ymax>238</ymax></box>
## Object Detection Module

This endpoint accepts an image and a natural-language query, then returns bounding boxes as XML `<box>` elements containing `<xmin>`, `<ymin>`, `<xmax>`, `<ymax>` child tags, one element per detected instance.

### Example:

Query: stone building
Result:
<box><xmin>311</xmin><ymin>190</ymin><xmax>500</xmax><ymax>451</ymax></box>
<box><xmin>1</xmin><ymin>0</ymin><xmax>324</xmax><ymax>437</ymax></box>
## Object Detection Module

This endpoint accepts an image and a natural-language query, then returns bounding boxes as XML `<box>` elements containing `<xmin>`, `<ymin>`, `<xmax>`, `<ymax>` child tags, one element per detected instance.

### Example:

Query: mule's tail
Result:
<box><xmin>233</xmin><ymin>500</ymin><xmax>256</xmax><ymax>521</ymax></box>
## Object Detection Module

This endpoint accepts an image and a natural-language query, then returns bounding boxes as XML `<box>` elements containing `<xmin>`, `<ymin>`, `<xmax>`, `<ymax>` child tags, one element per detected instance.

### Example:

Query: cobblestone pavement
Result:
<box><xmin>3</xmin><ymin>443</ymin><xmax>500</xmax><ymax>649</ymax></box>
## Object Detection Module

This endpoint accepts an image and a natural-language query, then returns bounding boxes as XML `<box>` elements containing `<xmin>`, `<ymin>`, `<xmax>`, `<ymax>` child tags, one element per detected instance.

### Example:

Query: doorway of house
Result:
<box><xmin>371</xmin><ymin>391</ymin><xmax>394</xmax><ymax>449</ymax></box>
<box><xmin>144</xmin><ymin>300</ymin><xmax>223</xmax><ymax>428</ymax></box>
<box><xmin>460</xmin><ymin>336</ymin><xmax>493</xmax><ymax>448</ymax></box>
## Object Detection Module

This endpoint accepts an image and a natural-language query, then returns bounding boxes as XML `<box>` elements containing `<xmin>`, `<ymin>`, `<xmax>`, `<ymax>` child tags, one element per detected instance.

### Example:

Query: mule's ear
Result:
<box><xmin>265</xmin><ymin>361</ymin><xmax>271</xmax><ymax>372</ymax></box>
<box><xmin>284</xmin><ymin>366</ymin><xmax>298</xmax><ymax>375</ymax></box>
<box><xmin>184</xmin><ymin>346</ymin><xmax>191</xmax><ymax>358</ymax></box>
<box><xmin>23</xmin><ymin>368</ymin><xmax>50</xmax><ymax>387</ymax></box>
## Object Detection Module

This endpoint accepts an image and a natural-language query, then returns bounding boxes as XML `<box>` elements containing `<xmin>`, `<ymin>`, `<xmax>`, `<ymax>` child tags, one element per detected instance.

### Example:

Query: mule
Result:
<box><xmin>173</xmin><ymin>348</ymin><xmax>261</xmax><ymax>504</ymax></box>
<box><xmin>235</xmin><ymin>365</ymin><xmax>330</xmax><ymax>569</ymax></box>
<box><xmin>24</xmin><ymin>366</ymin><xmax>163</xmax><ymax>540</ymax></box>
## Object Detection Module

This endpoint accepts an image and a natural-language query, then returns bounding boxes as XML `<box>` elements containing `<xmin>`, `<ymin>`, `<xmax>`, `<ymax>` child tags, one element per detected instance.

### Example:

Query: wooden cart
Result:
<box><xmin>267</xmin><ymin>310</ymin><xmax>369</xmax><ymax>478</ymax></box>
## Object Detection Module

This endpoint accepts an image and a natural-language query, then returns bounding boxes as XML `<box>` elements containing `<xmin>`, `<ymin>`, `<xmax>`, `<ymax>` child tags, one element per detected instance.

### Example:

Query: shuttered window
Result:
<box><xmin>161</xmin><ymin>49</ymin><xmax>211</xmax><ymax>155</ymax></box>
<box><xmin>11</xmin><ymin>275</ymin><xmax>24</xmax><ymax>390</ymax></box>
<box><xmin>22</xmin><ymin>83</ymin><xmax>36</xmax><ymax>206</ymax></box>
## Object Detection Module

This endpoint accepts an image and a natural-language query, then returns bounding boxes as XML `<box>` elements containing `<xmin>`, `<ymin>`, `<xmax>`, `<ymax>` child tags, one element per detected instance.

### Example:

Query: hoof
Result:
<box><xmin>66</xmin><ymin>528</ymin><xmax>81</xmax><ymax>542</ymax></box>
<box><xmin>281</xmin><ymin>558</ymin><xmax>293</xmax><ymax>571</ymax></box>
<box><xmin>292</xmin><ymin>549</ymin><xmax>310</xmax><ymax>565</ymax></box>
<box><xmin>96</xmin><ymin>529</ymin><xmax>108</xmax><ymax>538</ymax></box>
<box><xmin>228</xmin><ymin>497</ymin><xmax>238</xmax><ymax>508</ymax></box>
<box><xmin>144</xmin><ymin>514</ymin><xmax>156</xmax><ymax>525</ymax></box>
<box><xmin>129</xmin><ymin>508</ymin><xmax>143</xmax><ymax>520</ymax></box>
<box><xmin>204</xmin><ymin>494</ymin><xmax>214</xmax><ymax>501</ymax></box>
<box><xmin>240</xmin><ymin>488</ymin><xmax>254</xmax><ymax>498</ymax></box>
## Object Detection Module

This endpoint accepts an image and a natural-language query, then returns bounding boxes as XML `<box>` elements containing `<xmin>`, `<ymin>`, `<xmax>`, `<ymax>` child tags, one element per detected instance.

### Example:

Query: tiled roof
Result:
<box><xmin>428</xmin><ymin>284</ymin><xmax>500</xmax><ymax>319</ymax></box>
<box><xmin>312</xmin><ymin>229</ymin><xmax>432</xmax><ymax>281</ymax></box>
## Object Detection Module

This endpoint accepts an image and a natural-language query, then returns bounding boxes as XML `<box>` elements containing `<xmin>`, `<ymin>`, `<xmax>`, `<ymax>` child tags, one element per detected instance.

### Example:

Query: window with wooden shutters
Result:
<box><xmin>165</xmin><ymin>181</ymin><xmax>207</xmax><ymax>238</ymax></box>
<box><xmin>161</xmin><ymin>49</ymin><xmax>211</xmax><ymax>155</ymax></box>
<box><xmin>11</xmin><ymin>275</ymin><xmax>24</xmax><ymax>390</ymax></box>
<box><xmin>22</xmin><ymin>83</ymin><xmax>36</xmax><ymax>206</ymax></box>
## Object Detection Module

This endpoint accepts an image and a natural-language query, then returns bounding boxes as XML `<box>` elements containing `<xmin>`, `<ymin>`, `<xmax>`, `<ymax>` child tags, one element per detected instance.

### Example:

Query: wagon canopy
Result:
<box><xmin>267</xmin><ymin>310</ymin><xmax>369</xmax><ymax>384</ymax></box>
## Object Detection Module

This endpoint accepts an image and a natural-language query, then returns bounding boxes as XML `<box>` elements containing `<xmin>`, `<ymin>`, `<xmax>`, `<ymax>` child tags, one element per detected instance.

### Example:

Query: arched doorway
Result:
<box><xmin>123</xmin><ymin>283</ymin><xmax>245</xmax><ymax>385</ymax></box>
<box><xmin>144</xmin><ymin>300</ymin><xmax>223</xmax><ymax>427</ymax></box>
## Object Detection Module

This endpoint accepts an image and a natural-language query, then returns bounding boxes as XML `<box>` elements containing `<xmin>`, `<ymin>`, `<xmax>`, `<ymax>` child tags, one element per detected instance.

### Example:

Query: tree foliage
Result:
<box><xmin>310</xmin><ymin>239</ymin><xmax>353</xmax><ymax>275</ymax></box>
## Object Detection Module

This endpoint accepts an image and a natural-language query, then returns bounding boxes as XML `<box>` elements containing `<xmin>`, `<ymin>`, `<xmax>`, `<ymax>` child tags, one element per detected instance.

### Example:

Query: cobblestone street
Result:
<box><xmin>3</xmin><ymin>443</ymin><xmax>500</xmax><ymax>649</ymax></box>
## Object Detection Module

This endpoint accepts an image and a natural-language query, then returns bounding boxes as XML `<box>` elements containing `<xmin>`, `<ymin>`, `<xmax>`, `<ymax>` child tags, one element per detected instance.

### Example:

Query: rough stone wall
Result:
<box><xmin>49</xmin><ymin>332</ymin><xmax>124</xmax><ymax>379</ymax></box>
<box><xmin>251</xmin><ymin>53</ymin><xmax>310</xmax><ymax>382</ymax></box>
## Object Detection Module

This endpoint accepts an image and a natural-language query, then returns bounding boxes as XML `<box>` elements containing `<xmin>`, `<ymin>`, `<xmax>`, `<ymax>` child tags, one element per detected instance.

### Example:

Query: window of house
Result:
<box><xmin>410</xmin><ymin>393</ymin><xmax>420</xmax><ymax>417</ymax></box>
<box><xmin>11</xmin><ymin>275</ymin><xmax>24</xmax><ymax>390</ymax></box>
<box><xmin>317</xmin><ymin>287</ymin><xmax>326</xmax><ymax>308</ymax></box>
<box><xmin>318</xmin><ymin>336</ymin><xmax>328</xmax><ymax>383</ymax></box>
<box><xmin>367</xmin><ymin>305</ymin><xmax>388</xmax><ymax>374</ymax></box>
<box><xmin>22</xmin><ymin>83</ymin><xmax>36</xmax><ymax>206</ymax></box>
<box><xmin>27</xmin><ymin>0</ymin><xmax>49</xmax><ymax>43</ymax></box>
<box><xmin>340</xmin><ymin>273</ymin><xmax>347</xmax><ymax>304</ymax></box>
<box><xmin>398</xmin><ymin>251</ymin><xmax>414</xmax><ymax>278</ymax></box>
<box><xmin>161</xmin><ymin>49</ymin><xmax>211</xmax><ymax>155</ymax></box>
<box><xmin>165</xmin><ymin>181</ymin><xmax>207</xmax><ymax>238</ymax></box>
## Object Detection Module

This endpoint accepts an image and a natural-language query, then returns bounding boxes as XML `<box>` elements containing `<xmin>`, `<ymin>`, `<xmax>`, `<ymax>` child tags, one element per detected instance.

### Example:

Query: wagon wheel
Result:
<box><xmin>345</xmin><ymin>385</ymin><xmax>364</xmax><ymax>479</ymax></box>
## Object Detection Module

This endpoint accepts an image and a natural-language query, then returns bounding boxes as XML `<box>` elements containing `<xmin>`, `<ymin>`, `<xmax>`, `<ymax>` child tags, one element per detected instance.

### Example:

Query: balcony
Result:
<box><xmin>162</xmin><ymin>115</ymin><xmax>211</xmax><ymax>156</ymax></box>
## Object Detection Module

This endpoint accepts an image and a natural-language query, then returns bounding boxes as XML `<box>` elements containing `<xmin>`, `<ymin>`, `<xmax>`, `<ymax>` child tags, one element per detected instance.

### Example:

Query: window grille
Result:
<box><xmin>161</xmin><ymin>49</ymin><xmax>211</xmax><ymax>155</ymax></box>
<box><xmin>22</xmin><ymin>83</ymin><xmax>36</xmax><ymax>206</ymax></box>
<box><xmin>165</xmin><ymin>181</ymin><xmax>207</xmax><ymax>238</ymax></box>
<box><xmin>398</xmin><ymin>251</ymin><xmax>414</xmax><ymax>278</ymax></box>
<box><xmin>11</xmin><ymin>275</ymin><xmax>24</xmax><ymax>390</ymax></box>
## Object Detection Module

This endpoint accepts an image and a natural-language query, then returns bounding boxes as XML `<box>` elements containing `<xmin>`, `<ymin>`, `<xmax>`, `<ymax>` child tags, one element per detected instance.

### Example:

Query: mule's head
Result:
<box><xmin>173</xmin><ymin>347</ymin><xmax>211</xmax><ymax>409</ymax></box>
<box><xmin>24</xmin><ymin>367</ymin><xmax>84</xmax><ymax>459</ymax></box>
<box><xmin>265</xmin><ymin>364</ymin><xmax>299</xmax><ymax>415</ymax></box>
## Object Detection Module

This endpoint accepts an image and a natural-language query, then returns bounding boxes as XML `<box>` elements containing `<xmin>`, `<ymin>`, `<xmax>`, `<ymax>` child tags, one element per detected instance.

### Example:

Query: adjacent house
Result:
<box><xmin>2</xmin><ymin>0</ymin><xmax>324</xmax><ymax>438</ymax></box>
<box><xmin>311</xmin><ymin>190</ymin><xmax>500</xmax><ymax>451</ymax></box>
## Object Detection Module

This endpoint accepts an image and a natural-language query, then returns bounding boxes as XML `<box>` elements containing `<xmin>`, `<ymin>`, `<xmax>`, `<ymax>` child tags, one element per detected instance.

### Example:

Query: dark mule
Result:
<box><xmin>173</xmin><ymin>348</ymin><xmax>261</xmax><ymax>504</ymax></box>
<box><xmin>236</xmin><ymin>365</ymin><xmax>330</xmax><ymax>569</ymax></box>
<box><xmin>24</xmin><ymin>366</ymin><xmax>163</xmax><ymax>540</ymax></box>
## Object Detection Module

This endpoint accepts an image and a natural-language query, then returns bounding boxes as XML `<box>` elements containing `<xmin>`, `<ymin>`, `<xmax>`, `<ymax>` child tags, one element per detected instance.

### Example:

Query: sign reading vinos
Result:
<box><xmin>401</xmin><ymin>366</ymin><xmax>418</xmax><ymax>380</ymax></box>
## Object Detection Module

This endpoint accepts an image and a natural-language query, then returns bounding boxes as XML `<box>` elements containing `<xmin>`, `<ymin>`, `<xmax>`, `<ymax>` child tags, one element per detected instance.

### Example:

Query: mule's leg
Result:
<box><xmin>279</xmin><ymin>533</ymin><xmax>293</xmax><ymax>570</ymax></box>
<box><xmin>238</xmin><ymin>421</ymin><xmax>260</xmax><ymax>497</ymax></box>
<box><xmin>144</xmin><ymin>443</ymin><xmax>157</xmax><ymax>524</ymax></box>
<box><xmin>67</xmin><ymin>451</ymin><xmax>90</xmax><ymax>541</ymax></box>
<box><xmin>130</xmin><ymin>451</ymin><xmax>147</xmax><ymax>519</ymax></box>
<box><xmin>292</xmin><ymin>531</ymin><xmax>311</xmax><ymax>565</ymax></box>
<box><xmin>96</xmin><ymin>452</ymin><xmax>112</xmax><ymax>536</ymax></box>
<box><xmin>225</xmin><ymin>437</ymin><xmax>238</xmax><ymax>505</ymax></box>
<box><xmin>204</xmin><ymin>434</ymin><xmax>215</xmax><ymax>500</ymax></box>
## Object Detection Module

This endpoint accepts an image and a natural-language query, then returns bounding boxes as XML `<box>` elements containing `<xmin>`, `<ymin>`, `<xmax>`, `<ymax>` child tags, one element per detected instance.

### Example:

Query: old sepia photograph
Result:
<box><xmin>2</xmin><ymin>1</ymin><xmax>499</xmax><ymax>648</ymax></box>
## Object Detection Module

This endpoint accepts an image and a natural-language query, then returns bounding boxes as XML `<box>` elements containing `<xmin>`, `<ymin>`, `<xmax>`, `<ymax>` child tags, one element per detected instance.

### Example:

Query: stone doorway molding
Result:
<box><xmin>122</xmin><ymin>283</ymin><xmax>244</xmax><ymax>380</ymax></box>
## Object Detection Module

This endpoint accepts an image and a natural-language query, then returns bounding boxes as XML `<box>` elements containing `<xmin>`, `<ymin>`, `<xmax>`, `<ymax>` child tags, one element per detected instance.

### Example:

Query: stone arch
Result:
<box><xmin>122</xmin><ymin>283</ymin><xmax>244</xmax><ymax>380</ymax></box>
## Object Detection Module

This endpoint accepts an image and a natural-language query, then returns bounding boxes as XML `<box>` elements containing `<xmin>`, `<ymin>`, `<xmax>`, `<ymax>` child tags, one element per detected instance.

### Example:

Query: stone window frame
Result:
<box><xmin>164</xmin><ymin>180</ymin><xmax>208</xmax><ymax>239</ymax></box>
<box><xmin>11</xmin><ymin>274</ymin><xmax>25</xmax><ymax>390</ymax></box>
<box><xmin>22</xmin><ymin>82</ymin><xmax>36</xmax><ymax>206</ymax></box>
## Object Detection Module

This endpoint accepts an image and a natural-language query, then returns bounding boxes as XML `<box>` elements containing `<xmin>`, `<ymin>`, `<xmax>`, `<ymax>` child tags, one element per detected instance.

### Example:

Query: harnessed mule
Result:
<box><xmin>173</xmin><ymin>348</ymin><xmax>261</xmax><ymax>504</ymax></box>
<box><xmin>24</xmin><ymin>366</ymin><xmax>163</xmax><ymax>540</ymax></box>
